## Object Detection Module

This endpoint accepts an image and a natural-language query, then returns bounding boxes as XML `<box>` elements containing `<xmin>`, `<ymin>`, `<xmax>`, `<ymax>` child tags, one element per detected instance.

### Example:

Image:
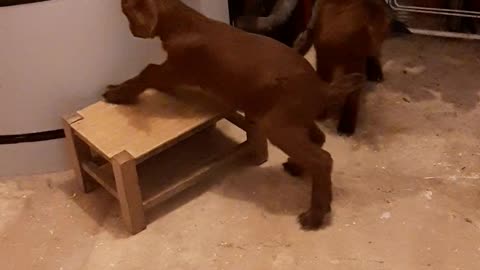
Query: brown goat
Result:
<box><xmin>102</xmin><ymin>0</ymin><xmax>362</xmax><ymax>230</ymax></box>
<box><xmin>293</xmin><ymin>0</ymin><xmax>397</xmax><ymax>136</ymax></box>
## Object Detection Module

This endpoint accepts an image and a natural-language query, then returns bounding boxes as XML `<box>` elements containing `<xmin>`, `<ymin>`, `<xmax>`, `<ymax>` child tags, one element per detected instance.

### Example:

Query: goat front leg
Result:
<box><xmin>103</xmin><ymin>63</ymin><xmax>180</xmax><ymax>104</ymax></box>
<box><xmin>366</xmin><ymin>56</ymin><xmax>384</xmax><ymax>82</ymax></box>
<box><xmin>337</xmin><ymin>89</ymin><xmax>361</xmax><ymax>136</ymax></box>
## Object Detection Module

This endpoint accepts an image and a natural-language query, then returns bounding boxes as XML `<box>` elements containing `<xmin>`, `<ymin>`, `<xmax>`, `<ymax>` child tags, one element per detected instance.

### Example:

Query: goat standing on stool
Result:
<box><xmin>103</xmin><ymin>0</ymin><xmax>362</xmax><ymax>230</ymax></box>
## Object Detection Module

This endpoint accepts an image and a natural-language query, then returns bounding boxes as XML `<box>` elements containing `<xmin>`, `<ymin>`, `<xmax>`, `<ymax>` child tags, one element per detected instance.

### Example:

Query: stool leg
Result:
<box><xmin>204</xmin><ymin>122</ymin><xmax>217</xmax><ymax>133</ymax></box>
<box><xmin>112</xmin><ymin>151</ymin><xmax>146</xmax><ymax>234</ymax></box>
<box><xmin>245</xmin><ymin>114</ymin><xmax>268</xmax><ymax>165</ymax></box>
<box><xmin>63</xmin><ymin>116</ymin><xmax>97</xmax><ymax>193</ymax></box>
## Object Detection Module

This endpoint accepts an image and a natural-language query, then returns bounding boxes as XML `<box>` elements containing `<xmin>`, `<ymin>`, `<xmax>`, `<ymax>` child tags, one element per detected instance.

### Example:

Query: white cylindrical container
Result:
<box><xmin>0</xmin><ymin>0</ymin><xmax>230</xmax><ymax>176</ymax></box>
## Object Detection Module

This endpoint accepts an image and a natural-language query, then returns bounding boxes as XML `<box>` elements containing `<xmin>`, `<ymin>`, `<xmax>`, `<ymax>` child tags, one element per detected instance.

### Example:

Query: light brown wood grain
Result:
<box><xmin>71</xmin><ymin>90</ymin><xmax>225</xmax><ymax>162</ymax></box>
<box><xmin>112</xmin><ymin>151</ymin><xmax>146</xmax><ymax>234</ymax></box>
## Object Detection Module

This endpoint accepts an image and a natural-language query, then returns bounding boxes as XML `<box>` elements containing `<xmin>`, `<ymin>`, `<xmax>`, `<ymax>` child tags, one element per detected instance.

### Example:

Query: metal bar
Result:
<box><xmin>389</xmin><ymin>0</ymin><xmax>480</xmax><ymax>18</ymax></box>
<box><xmin>387</xmin><ymin>0</ymin><xmax>480</xmax><ymax>39</ymax></box>
<box><xmin>82</xmin><ymin>162</ymin><xmax>118</xmax><ymax>199</ymax></box>
<box><xmin>410</xmin><ymin>28</ymin><xmax>480</xmax><ymax>40</ymax></box>
<box><xmin>392</xmin><ymin>0</ymin><xmax>480</xmax><ymax>16</ymax></box>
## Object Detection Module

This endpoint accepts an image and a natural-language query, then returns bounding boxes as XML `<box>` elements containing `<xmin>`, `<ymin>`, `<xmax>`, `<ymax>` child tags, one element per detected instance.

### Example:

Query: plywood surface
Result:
<box><xmin>71</xmin><ymin>89</ymin><xmax>225</xmax><ymax>161</ymax></box>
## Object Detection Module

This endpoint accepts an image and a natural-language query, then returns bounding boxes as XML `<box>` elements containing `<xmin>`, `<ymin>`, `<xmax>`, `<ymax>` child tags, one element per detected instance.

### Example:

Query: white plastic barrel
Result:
<box><xmin>0</xmin><ymin>0</ymin><xmax>229</xmax><ymax>176</ymax></box>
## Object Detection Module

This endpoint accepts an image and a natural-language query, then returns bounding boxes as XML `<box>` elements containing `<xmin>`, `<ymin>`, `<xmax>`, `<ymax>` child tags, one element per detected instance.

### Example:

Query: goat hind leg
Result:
<box><xmin>283</xmin><ymin>123</ymin><xmax>325</xmax><ymax>177</ymax></box>
<box><xmin>265</xmin><ymin>119</ymin><xmax>333</xmax><ymax>230</ymax></box>
<box><xmin>337</xmin><ymin>58</ymin><xmax>365</xmax><ymax>136</ymax></box>
<box><xmin>366</xmin><ymin>56</ymin><xmax>383</xmax><ymax>82</ymax></box>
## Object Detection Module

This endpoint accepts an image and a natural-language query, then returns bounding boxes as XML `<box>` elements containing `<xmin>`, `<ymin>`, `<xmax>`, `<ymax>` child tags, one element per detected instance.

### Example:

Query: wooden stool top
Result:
<box><xmin>70</xmin><ymin>89</ymin><xmax>224</xmax><ymax>162</ymax></box>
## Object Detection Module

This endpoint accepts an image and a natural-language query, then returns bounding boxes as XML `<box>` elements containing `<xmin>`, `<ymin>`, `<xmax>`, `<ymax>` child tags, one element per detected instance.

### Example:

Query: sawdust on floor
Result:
<box><xmin>1</xmin><ymin>35</ymin><xmax>480</xmax><ymax>270</ymax></box>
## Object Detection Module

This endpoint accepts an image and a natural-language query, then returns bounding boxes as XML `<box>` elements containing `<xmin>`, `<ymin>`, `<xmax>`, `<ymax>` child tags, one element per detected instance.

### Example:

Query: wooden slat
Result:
<box><xmin>143</xmin><ymin>142</ymin><xmax>251</xmax><ymax>210</ymax></box>
<box><xmin>81</xmin><ymin>162</ymin><xmax>118</xmax><ymax>199</ymax></box>
<box><xmin>63</xmin><ymin>114</ymin><xmax>97</xmax><ymax>193</ymax></box>
<box><xmin>71</xmin><ymin>90</ymin><xmax>226</xmax><ymax>161</ymax></box>
<box><xmin>112</xmin><ymin>151</ymin><xmax>146</xmax><ymax>234</ymax></box>
<box><xmin>135</xmin><ymin>114</ymin><xmax>223</xmax><ymax>164</ymax></box>
<box><xmin>225</xmin><ymin>111</ymin><xmax>248</xmax><ymax>131</ymax></box>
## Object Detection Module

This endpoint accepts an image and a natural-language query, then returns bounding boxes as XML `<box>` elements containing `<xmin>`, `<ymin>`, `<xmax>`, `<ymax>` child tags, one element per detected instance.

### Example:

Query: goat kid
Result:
<box><xmin>103</xmin><ymin>0</ymin><xmax>363</xmax><ymax>230</ymax></box>
<box><xmin>293</xmin><ymin>0</ymin><xmax>410</xmax><ymax>137</ymax></box>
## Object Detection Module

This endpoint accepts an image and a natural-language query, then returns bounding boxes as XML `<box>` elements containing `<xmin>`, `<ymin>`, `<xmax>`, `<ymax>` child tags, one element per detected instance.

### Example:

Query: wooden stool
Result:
<box><xmin>63</xmin><ymin>90</ymin><xmax>267</xmax><ymax>234</ymax></box>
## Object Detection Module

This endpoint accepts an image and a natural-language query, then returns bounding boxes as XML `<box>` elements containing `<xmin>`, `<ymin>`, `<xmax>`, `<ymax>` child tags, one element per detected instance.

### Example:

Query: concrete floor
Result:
<box><xmin>1</xmin><ymin>36</ymin><xmax>480</xmax><ymax>270</ymax></box>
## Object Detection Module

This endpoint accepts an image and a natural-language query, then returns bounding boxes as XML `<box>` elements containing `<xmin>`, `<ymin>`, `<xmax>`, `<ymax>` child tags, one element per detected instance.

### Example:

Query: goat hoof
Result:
<box><xmin>297</xmin><ymin>210</ymin><xmax>326</xmax><ymax>230</ymax></box>
<box><xmin>103</xmin><ymin>85</ymin><xmax>138</xmax><ymax>105</ymax></box>
<box><xmin>366</xmin><ymin>56</ymin><xmax>384</xmax><ymax>82</ymax></box>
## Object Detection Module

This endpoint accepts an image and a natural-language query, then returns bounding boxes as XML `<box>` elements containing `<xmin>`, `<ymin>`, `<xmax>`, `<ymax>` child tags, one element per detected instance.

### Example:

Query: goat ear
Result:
<box><xmin>127</xmin><ymin>0</ymin><xmax>158</xmax><ymax>37</ymax></box>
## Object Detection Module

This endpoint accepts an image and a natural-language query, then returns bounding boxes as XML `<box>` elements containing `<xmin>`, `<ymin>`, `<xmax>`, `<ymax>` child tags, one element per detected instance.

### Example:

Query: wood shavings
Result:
<box><xmin>404</xmin><ymin>65</ymin><xmax>426</xmax><ymax>75</ymax></box>
<box><xmin>424</xmin><ymin>190</ymin><xmax>433</xmax><ymax>200</ymax></box>
<box><xmin>380</xmin><ymin>212</ymin><xmax>391</xmax><ymax>220</ymax></box>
